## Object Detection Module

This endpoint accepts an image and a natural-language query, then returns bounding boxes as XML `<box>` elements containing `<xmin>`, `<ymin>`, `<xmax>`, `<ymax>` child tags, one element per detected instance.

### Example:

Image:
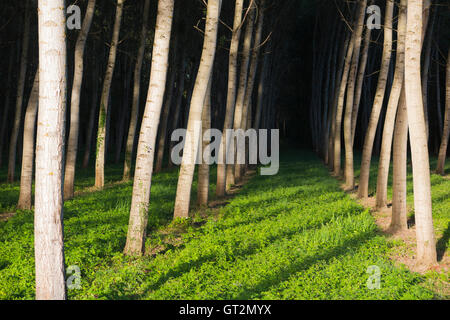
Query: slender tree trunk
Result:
<box><xmin>329</xmin><ymin>31</ymin><xmax>350</xmax><ymax>171</ymax></box>
<box><xmin>421</xmin><ymin>7</ymin><xmax>436</xmax><ymax>141</ymax></box>
<box><xmin>239</xmin><ymin>0</ymin><xmax>264</xmax><ymax>178</ymax></box>
<box><xmin>374</xmin><ymin>0</ymin><xmax>406</xmax><ymax>207</ymax></box>
<box><xmin>168</xmin><ymin>58</ymin><xmax>187</xmax><ymax>168</ymax></box>
<box><xmin>404</xmin><ymin>0</ymin><xmax>437</xmax><ymax>267</ymax></box>
<box><xmin>17</xmin><ymin>70</ymin><xmax>39</xmax><ymax>210</ymax></box>
<box><xmin>391</xmin><ymin>87</ymin><xmax>408</xmax><ymax>232</ymax></box>
<box><xmin>124</xmin><ymin>0</ymin><xmax>175</xmax><ymax>256</ymax></box>
<box><xmin>435</xmin><ymin>44</ymin><xmax>443</xmax><ymax>140</ymax></box>
<box><xmin>173</xmin><ymin>0</ymin><xmax>222</xmax><ymax>219</ymax></box>
<box><xmin>64</xmin><ymin>0</ymin><xmax>96</xmax><ymax>199</ymax></box>
<box><xmin>358</xmin><ymin>0</ymin><xmax>394</xmax><ymax>198</ymax></box>
<box><xmin>0</xmin><ymin>50</ymin><xmax>15</xmax><ymax>167</ymax></box>
<box><xmin>343</xmin><ymin>0</ymin><xmax>367</xmax><ymax>189</ymax></box>
<box><xmin>8</xmin><ymin>3</ymin><xmax>30</xmax><ymax>183</ymax></box>
<box><xmin>123</xmin><ymin>0</ymin><xmax>151</xmax><ymax>181</ymax></box>
<box><xmin>216</xmin><ymin>0</ymin><xmax>244</xmax><ymax>197</ymax></box>
<box><xmin>436</xmin><ymin>49</ymin><xmax>450</xmax><ymax>175</ymax></box>
<box><xmin>197</xmin><ymin>78</ymin><xmax>212</xmax><ymax>206</ymax></box>
<box><xmin>155</xmin><ymin>64</ymin><xmax>177</xmax><ymax>173</ymax></box>
<box><xmin>233</xmin><ymin>2</ymin><xmax>256</xmax><ymax>183</ymax></box>
<box><xmin>95</xmin><ymin>0</ymin><xmax>124</xmax><ymax>188</ymax></box>
<box><xmin>351</xmin><ymin>13</ymin><xmax>372</xmax><ymax>144</ymax></box>
<box><xmin>35</xmin><ymin>0</ymin><xmax>67</xmax><ymax>300</ymax></box>
<box><xmin>333</xmin><ymin>31</ymin><xmax>355</xmax><ymax>177</ymax></box>
<box><xmin>82</xmin><ymin>63</ymin><xmax>99</xmax><ymax>169</ymax></box>
<box><xmin>254</xmin><ymin>48</ymin><xmax>269</xmax><ymax>131</ymax></box>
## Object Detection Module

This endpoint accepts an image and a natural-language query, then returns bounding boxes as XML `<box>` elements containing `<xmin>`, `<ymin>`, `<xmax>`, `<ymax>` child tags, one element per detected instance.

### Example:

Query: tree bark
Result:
<box><xmin>17</xmin><ymin>70</ymin><xmax>39</xmax><ymax>210</ymax></box>
<box><xmin>232</xmin><ymin>2</ymin><xmax>256</xmax><ymax>183</ymax></box>
<box><xmin>64</xmin><ymin>0</ymin><xmax>96</xmax><ymax>199</ymax></box>
<box><xmin>35</xmin><ymin>0</ymin><xmax>67</xmax><ymax>300</ymax></box>
<box><xmin>358</xmin><ymin>0</ymin><xmax>394</xmax><ymax>200</ymax></box>
<box><xmin>373</xmin><ymin>0</ymin><xmax>406</xmax><ymax>207</ymax></box>
<box><xmin>95</xmin><ymin>0</ymin><xmax>124</xmax><ymax>188</ymax></box>
<box><xmin>0</xmin><ymin>49</ymin><xmax>15</xmax><ymax>168</ymax></box>
<box><xmin>333</xmin><ymin>29</ymin><xmax>355</xmax><ymax>177</ymax></box>
<box><xmin>82</xmin><ymin>62</ymin><xmax>100</xmax><ymax>169</ymax></box>
<box><xmin>404</xmin><ymin>0</ymin><xmax>437</xmax><ymax>267</ymax></box>
<box><xmin>123</xmin><ymin>0</ymin><xmax>151</xmax><ymax>181</ymax></box>
<box><xmin>155</xmin><ymin>63</ymin><xmax>177</xmax><ymax>173</ymax></box>
<box><xmin>8</xmin><ymin>2</ymin><xmax>30</xmax><ymax>183</ymax></box>
<box><xmin>173</xmin><ymin>0</ymin><xmax>222</xmax><ymax>219</ymax></box>
<box><xmin>197</xmin><ymin>78</ymin><xmax>212</xmax><ymax>206</ymax></box>
<box><xmin>124</xmin><ymin>0</ymin><xmax>175</xmax><ymax>256</ymax></box>
<box><xmin>216</xmin><ymin>0</ymin><xmax>244</xmax><ymax>197</ymax></box>
<box><xmin>391</xmin><ymin>86</ymin><xmax>408</xmax><ymax>232</ymax></box>
<box><xmin>436</xmin><ymin>49</ymin><xmax>450</xmax><ymax>175</ymax></box>
<box><xmin>343</xmin><ymin>0</ymin><xmax>367</xmax><ymax>189</ymax></box>
<box><xmin>239</xmin><ymin>0</ymin><xmax>264</xmax><ymax>178</ymax></box>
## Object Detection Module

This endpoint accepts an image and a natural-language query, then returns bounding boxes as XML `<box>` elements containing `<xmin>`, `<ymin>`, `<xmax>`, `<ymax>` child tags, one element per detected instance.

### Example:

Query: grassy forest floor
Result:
<box><xmin>0</xmin><ymin>149</ymin><xmax>448</xmax><ymax>299</ymax></box>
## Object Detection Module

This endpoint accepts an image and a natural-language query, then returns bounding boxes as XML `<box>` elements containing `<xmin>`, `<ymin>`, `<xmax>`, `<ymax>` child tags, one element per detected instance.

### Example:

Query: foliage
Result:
<box><xmin>0</xmin><ymin>150</ymin><xmax>447</xmax><ymax>299</ymax></box>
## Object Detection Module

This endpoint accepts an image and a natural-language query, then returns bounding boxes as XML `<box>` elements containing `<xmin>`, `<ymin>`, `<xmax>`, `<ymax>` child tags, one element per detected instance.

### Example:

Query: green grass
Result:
<box><xmin>0</xmin><ymin>149</ymin><xmax>448</xmax><ymax>299</ymax></box>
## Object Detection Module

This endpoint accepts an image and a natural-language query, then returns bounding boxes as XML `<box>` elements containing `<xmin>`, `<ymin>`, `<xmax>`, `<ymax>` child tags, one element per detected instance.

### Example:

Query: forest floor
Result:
<box><xmin>0</xmin><ymin>149</ymin><xmax>448</xmax><ymax>299</ymax></box>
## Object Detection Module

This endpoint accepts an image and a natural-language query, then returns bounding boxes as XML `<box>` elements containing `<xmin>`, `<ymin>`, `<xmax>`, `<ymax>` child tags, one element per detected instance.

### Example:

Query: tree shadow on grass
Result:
<box><xmin>107</xmin><ymin>212</ymin><xmax>361</xmax><ymax>300</ymax></box>
<box><xmin>437</xmin><ymin>222</ymin><xmax>449</xmax><ymax>262</ymax></box>
<box><xmin>232</xmin><ymin>231</ymin><xmax>375</xmax><ymax>299</ymax></box>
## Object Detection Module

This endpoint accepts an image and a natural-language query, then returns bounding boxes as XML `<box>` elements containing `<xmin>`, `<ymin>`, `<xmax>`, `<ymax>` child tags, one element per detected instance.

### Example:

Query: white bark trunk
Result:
<box><xmin>35</xmin><ymin>0</ymin><xmax>67</xmax><ymax>299</ymax></box>
<box><xmin>95</xmin><ymin>0</ymin><xmax>124</xmax><ymax>188</ymax></box>
<box><xmin>216</xmin><ymin>0</ymin><xmax>244</xmax><ymax>197</ymax></box>
<box><xmin>404</xmin><ymin>0</ymin><xmax>437</xmax><ymax>267</ymax></box>
<box><xmin>64</xmin><ymin>0</ymin><xmax>96</xmax><ymax>199</ymax></box>
<box><xmin>17</xmin><ymin>70</ymin><xmax>39</xmax><ymax>210</ymax></box>
<box><xmin>124</xmin><ymin>0</ymin><xmax>175</xmax><ymax>255</ymax></box>
<box><xmin>173</xmin><ymin>0</ymin><xmax>222</xmax><ymax>219</ymax></box>
<box><xmin>123</xmin><ymin>0</ymin><xmax>151</xmax><ymax>181</ymax></box>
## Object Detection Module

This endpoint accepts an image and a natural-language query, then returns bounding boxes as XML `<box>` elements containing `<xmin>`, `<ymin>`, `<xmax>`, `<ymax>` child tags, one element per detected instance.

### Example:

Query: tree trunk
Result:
<box><xmin>64</xmin><ymin>0</ymin><xmax>96</xmax><ymax>199</ymax></box>
<box><xmin>155</xmin><ymin>63</ymin><xmax>177</xmax><ymax>173</ymax></box>
<box><xmin>82</xmin><ymin>62</ymin><xmax>100</xmax><ymax>169</ymax></box>
<box><xmin>404</xmin><ymin>0</ymin><xmax>437</xmax><ymax>267</ymax></box>
<box><xmin>436</xmin><ymin>49</ymin><xmax>450</xmax><ymax>175</ymax></box>
<box><xmin>123</xmin><ymin>0</ymin><xmax>151</xmax><ymax>181</ymax></box>
<box><xmin>343</xmin><ymin>0</ymin><xmax>367</xmax><ymax>189</ymax></box>
<box><xmin>373</xmin><ymin>0</ymin><xmax>406</xmax><ymax>207</ymax></box>
<box><xmin>17</xmin><ymin>70</ymin><xmax>39</xmax><ymax>210</ymax></box>
<box><xmin>358</xmin><ymin>0</ymin><xmax>394</xmax><ymax>199</ymax></box>
<box><xmin>173</xmin><ymin>0</ymin><xmax>222</xmax><ymax>219</ymax></box>
<box><xmin>95</xmin><ymin>0</ymin><xmax>124</xmax><ymax>188</ymax></box>
<box><xmin>197</xmin><ymin>78</ymin><xmax>212</xmax><ymax>206</ymax></box>
<box><xmin>0</xmin><ymin>49</ymin><xmax>15</xmax><ymax>168</ymax></box>
<box><xmin>351</xmin><ymin>13</ymin><xmax>372</xmax><ymax>144</ymax></box>
<box><xmin>216</xmin><ymin>0</ymin><xmax>244</xmax><ymax>197</ymax></box>
<box><xmin>233</xmin><ymin>2</ymin><xmax>256</xmax><ymax>183</ymax></box>
<box><xmin>124</xmin><ymin>0</ymin><xmax>175</xmax><ymax>256</ymax></box>
<box><xmin>421</xmin><ymin>7</ymin><xmax>436</xmax><ymax>141</ymax></box>
<box><xmin>333</xmin><ymin>30</ymin><xmax>355</xmax><ymax>177</ymax></box>
<box><xmin>35</xmin><ymin>0</ymin><xmax>67</xmax><ymax>300</ymax></box>
<box><xmin>8</xmin><ymin>2</ymin><xmax>30</xmax><ymax>183</ymax></box>
<box><xmin>168</xmin><ymin>58</ymin><xmax>187</xmax><ymax>168</ymax></box>
<box><xmin>254</xmin><ymin>48</ymin><xmax>269</xmax><ymax>131</ymax></box>
<box><xmin>239</xmin><ymin>0</ymin><xmax>264</xmax><ymax>178</ymax></box>
<box><xmin>391</xmin><ymin>86</ymin><xmax>408</xmax><ymax>232</ymax></box>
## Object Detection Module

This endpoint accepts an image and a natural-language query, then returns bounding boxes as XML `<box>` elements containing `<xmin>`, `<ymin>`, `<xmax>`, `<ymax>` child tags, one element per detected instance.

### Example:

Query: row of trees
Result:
<box><xmin>0</xmin><ymin>0</ymin><xmax>287</xmax><ymax>299</ymax></box>
<box><xmin>309</xmin><ymin>0</ymin><xmax>449</xmax><ymax>268</ymax></box>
